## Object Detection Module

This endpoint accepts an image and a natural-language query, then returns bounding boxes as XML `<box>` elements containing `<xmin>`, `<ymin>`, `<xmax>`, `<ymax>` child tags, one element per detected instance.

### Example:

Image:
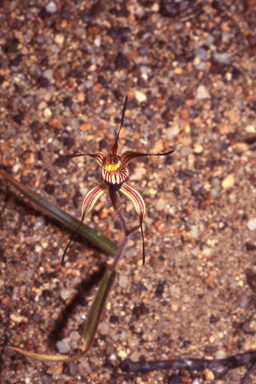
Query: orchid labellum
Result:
<box><xmin>62</xmin><ymin>97</ymin><xmax>174</xmax><ymax>265</ymax></box>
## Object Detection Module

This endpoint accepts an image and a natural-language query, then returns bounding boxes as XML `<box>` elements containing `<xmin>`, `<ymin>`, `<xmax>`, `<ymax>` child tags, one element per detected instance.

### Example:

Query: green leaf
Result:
<box><xmin>0</xmin><ymin>169</ymin><xmax>117</xmax><ymax>255</ymax></box>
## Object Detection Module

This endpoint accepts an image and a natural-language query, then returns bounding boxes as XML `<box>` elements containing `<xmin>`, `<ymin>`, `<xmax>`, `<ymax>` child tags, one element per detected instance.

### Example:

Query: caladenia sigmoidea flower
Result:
<box><xmin>62</xmin><ymin>96</ymin><xmax>174</xmax><ymax>265</ymax></box>
<box><xmin>5</xmin><ymin>97</ymin><xmax>174</xmax><ymax>363</ymax></box>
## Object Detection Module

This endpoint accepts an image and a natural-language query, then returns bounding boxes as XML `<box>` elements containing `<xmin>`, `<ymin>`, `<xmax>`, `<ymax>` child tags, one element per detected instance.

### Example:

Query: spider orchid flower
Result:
<box><xmin>62</xmin><ymin>97</ymin><xmax>174</xmax><ymax>265</ymax></box>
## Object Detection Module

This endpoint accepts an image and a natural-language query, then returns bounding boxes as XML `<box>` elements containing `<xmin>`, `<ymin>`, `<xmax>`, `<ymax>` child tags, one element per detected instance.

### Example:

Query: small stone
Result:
<box><xmin>54</xmin><ymin>34</ymin><xmax>65</xmax><ymax>45</ymax></box>
<box><xmin>194</xmin><ymin>48</ymin><xmax>207</xmax><ymax>60</ymax></box>
<box><xmin>215</xmin><ymin>350</ymin><xmax>226</xmax><ymax>359</ymax></box>
<box><xmin>166</xmin><ymin>124</ymin><xmax>180</xmax><ymax>138</ymax></box>
<box><xmin>117</xmin><ymin>350</ymin><xmax>127</xmax><ymax>358</ymax></box>
<box><xmin>2</xmin><ymin>297</ymin><xmax>13</xmax><ymax>309</ymax></box>
<box><xmin>79</xmin><ymin>122</ymin><xmax>91</xmax><ymax>131</ymax></box>
<box><xmin>155</xmin><ymin>199</ymin><xmax>166</xmax><ymax>211</ymax></box>
<box><xmin>179</xmin><ymin>108</ymin><xmax>189</xmax><ymax>120</ymax></box>
<box><xmin>213</xmin><ymin>51</ymin><xmax>231</xmax><ymax>65</ymax></box>
<box><xmin>46</xmin><ymin>1</ymin><xmax>57</xmax><ymax>13</ymax></box>
<box><xmin>10</xmin><ymin>313</ymin><xmax>27</xmax><ymax>323</ymax></box>
<box><xmin>154</xmin><ymin>220</ymin><xmax>165</xmax><ymax>232</ymax></box>
<box><xmin>195</xmin><ymin>85</ymin><xmax>210</xmax><ymax>100</ymax></box>
<box><xmin>171</xmin><ymin>302</ymin><xmax>179</xmax><ymax>312</ymax></box>
<box><xmin>34</xmin><ymin>217</ymin><xmax>45</xmax><ymax>230</ymax></box>
<box><xmin>43</xmin><ymin>108</ymin><xmax>52</xmax><ymax>118</ymax></box>
<box><xmin>42</xmin><ymin>69</ymin><xmax>54</xmax><ymax>82</ymax></box>
<box><xmin>247</xmin><ymin>218</ymin><xmax>256</xmax><ymax>231</ymax></box>
<box><xmin>221</xmin><ymin>174</ymin><xmax>235</xmax><ymax>189</ymax></box>
<box><xmin>85</xmin><ymin>80</ymin><xmax>93</xmax><ymax>89</ymax></box>
<box><xmin>203</xmin><ymin>369</ymin><xmax>215</xmax><ymax>380</ymax></box>
<box><xmin>134</xmin><ymin>90</ymin><xmax>147</xmax><ymax>102</ymax></box>
<box><xmin>174</xmin><ymin>67</ymin><xmax>183</xmax><ymax>74</ymax></box>
<box><xmin>94</xmin><ymin>37</ymin><xmax>101</xmax><ymax>47</ymax></box>
<box><xmin>49</xmin><ymin>118</ymin><xmax>63</xmax><ymax>129</ymax></box>
<box><xmin>56</xmin><ymin>340</ymin><xmax>70</xmax><ymax>354</ymax></box>
<box><xmin>75</xmin><ymin>27</ymin><xmax>87</xmax><ymax>38</ymax></box>
<box><xmin>245</xmin><ymin>125</ymin><xmax>256</xmax><ymax>133</ymax></box>
<box><xmin>41</xmin><ymin>374</ymin><xmax>52</xmax><ymax>383</ymax></box>
<box><xmin>98</xmin><ymin>321</ymin><xmax>110</xmax><ymax>336</ymax></box>
<box><xmin>205</xmin><ymin>275</ymin><xmax>214</xmax><ymax>285</ymax></box>
<box><xmin>193</xmin><ymin>143</ymin><xmax>203</xmax><ymax>153</ymax></box>
<box><xmin>119</xmin><ymin>274</ymin><xmax>129</xmax><ymax>288</ymax></box>
<box><xmin>190</xmin><ymin>225</ymin><xmax>199</xmax><ymax>238</ymax></box>
<box><xmin>130</xmin><ymin>351</ymin><xmax>140</xmax><ymax>362</ymax></box>
<box><xmin>60</xmin><ymin>288</ymin><xmax>77</xmax><ymax>302</ymax></box>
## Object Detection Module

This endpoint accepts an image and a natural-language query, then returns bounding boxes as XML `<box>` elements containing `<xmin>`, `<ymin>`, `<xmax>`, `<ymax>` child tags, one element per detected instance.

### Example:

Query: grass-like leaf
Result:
<box><xmin>0</xmin><ymin>169</ymin><xmax>117</xmax><ymax>255</ymax></box>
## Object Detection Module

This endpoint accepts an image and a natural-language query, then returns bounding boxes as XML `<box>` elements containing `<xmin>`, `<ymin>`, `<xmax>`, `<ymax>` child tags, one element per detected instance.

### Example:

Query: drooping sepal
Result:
<box><xmin>61</xmin><ymin>181</ymin><xmax>109</xmax><ymax>265</ymax></box>
<box><xmin>82</xmin><ymin>182</ymin><xmax>109</xmax><ymax>219</ymax></box>
<box><xmin>120</xmin><ymin>149</ymin><xmax>174</xmax><ymax>168</ymax></box>
<box><xmin>119</xmin><ymin>183</ymin><xmax>146</xmax><ymax>264</ymax></box>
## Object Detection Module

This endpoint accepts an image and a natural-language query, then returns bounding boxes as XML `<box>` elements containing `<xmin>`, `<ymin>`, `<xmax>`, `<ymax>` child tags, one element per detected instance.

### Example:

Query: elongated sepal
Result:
<box><xmin>121</xmin><ymin>149</ymin><xmax>174</xmax><ymax>168</ymax></box>
<box><xmin>82</xmin><ymin>182</ymin><xmax>109</xmax><ymax>218</ymax></box>
<box><xmin>5</xmin><ymin>268</ymin><xmax>116</xmax><ymax>362</ymax></box>
<box><xmin>119</xmin><ymin>183</ymin><xmax>146</xmax><ymax>264</ymax></box>
<box><xmin>63</xmin><ymin>152</ymin><xmax>106</xmax><ymax>167</ymax></box>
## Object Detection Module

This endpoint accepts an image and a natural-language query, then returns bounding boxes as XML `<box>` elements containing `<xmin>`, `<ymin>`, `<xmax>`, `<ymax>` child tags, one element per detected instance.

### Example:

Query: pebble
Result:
<box><xmin>94</xmin><ymin>37</ymin><xmax>101</xmax><ymax>47</ymax></box>
<box><xmin>43</xmin><ymin>108</ymin><xmax>52</xmax><ymax>118</ymax></box>
<box><xmin>195</xmin><ymin>85</ymin><xmax>210</xmax><ymax>100</ymax></box>
<box><xmin>75</xmin><ymin>27</ymin><xmax>87</xmax><ymax>38</ymax></box>
<box><xmin>166</xmin><ymin>124</ymin><xmax>180</xmax><ymax>138</ymax></box>
<box><xmin>43</xmin><ymin>69</ymin><xmax>54</xmax><ymax>82</ymax></box>
<box><xmin>134</xmin><ymin>90</ymin><xmax>147</xmax><ymax>102</ymax></box>
<box><xmin>171</xmin><ymin>302</ymin><xmax>179</xmax><ymax>312</ymax></box>
<box><xmin>60</xmin><ymin>288</ymin><xmax>77</xmax><ymax>302</ymax></box>
<box><xmin>2</xmin><ymin>297</ymin><xmax>13</xmax><ymax>309</ymax></box>
<box><xmin>193</xmin><ymin>143</ymin><xmax>203</xmax><ymax>153</ymax></box>
<box><xmin>213</xmin><ymin>51</ymin><xmax>232</xmax><ymax>65</ymax></box>
<box><xmin>84</xmin><ymin>80</ymin><xmax>94</xmax><ymax>89</ymax></box>
<box><xmin>98</xmin><ymin>321</ymin><xmax>110</xmax><ymax>336</ymax></box>
<box><xmin>79</xmin><ymin>122</ymin><xmax>91</xmax><ymax>131</ymax></box>
<box><xmin>130</xmin><ymin>351</ymin><xmax>140</xmax><ymax>362</ymax></box>
<box><xmin>56</xmin><ymin>340</ymin><xmax>71</xmax><ymax>354</ymax></box>
<box><xmin>155</xmin><ymin>198</ymin><xmax>166</xmax><ymax>211</ymax></box>
<box><xmin>117</xmin><ymin>350</ymin><xmax>127</xmax><ymax>358</ymax></box>
<box><xmin>49</xmin><ymin>118</ymin><xmax>62</xmax><ymax>129</ymax></box>
<box><xmin>215</xmin><ymin>349</ymin><xmax>227</xmax><ymax>359</ymax></box>
<box><xmin>54</xmin><ymin>34</ymin><xmax>65</xmax><ymax>45</ymax></box>
<box><xmin>194</xmin><ymin>48</ymin><xmax>207</xmax><ymax>60</ymax></box>
<box><xmin>10</xmin><ymin>313</ymin><xmax>27</xmax><ymax>323</ymax></box>
<box><xmin>203</xmin><ymin>368</ymin><xmax>215</xmax><ymax>380</ymax></box>
<box><xmin>34</xmin><ymin>217</ymin><xmax>45</xmax><ymax>230</ymax></box>
<box><xmin>190</xmin><ymin>225</ymin><xmax>199</xmax><ymax>238</ymax></box>
<box><xmin>46</xmin><ymin>1</ymin><xmax>57</xmax><ymax>13</ymax></box>
<box><xmin>119</xmin><ymin>274</ymin><xmax>129</xmax><ymax>288</ymax></box>
<box><xmin>247</xmin><ymin>218</ymin><xmax>256</xmax><ymax>231</ymax></box>
<box><xmin>221</xmin><ymin>174</ymin><xmax>235</xmax><ymax>189</ymax></box>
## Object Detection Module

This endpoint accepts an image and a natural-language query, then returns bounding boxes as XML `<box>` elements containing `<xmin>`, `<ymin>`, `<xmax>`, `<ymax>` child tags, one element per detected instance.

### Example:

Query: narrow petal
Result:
<box><xmin>82</xmin><ymin>182</ymin><xmax>109</xmax><ymax>218</ymax></box>
<box><xmin>121</xmin><ymin>149</ymin><xmax>174</xmax><ymax>168</ymax></box>
<box><xmin>119</xmin><ymin>183</ymin><xmax>146</xmax><ymax>264</ymax></box>
<box><xmin>61</xmin><ymin>182</ymin><xmax>109</xmax><ymax>264</ymax></box>
<box><xmin>63</xmin><ymin>152</ymin><xmax>106</xmax><ymax>167</ymax></box>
